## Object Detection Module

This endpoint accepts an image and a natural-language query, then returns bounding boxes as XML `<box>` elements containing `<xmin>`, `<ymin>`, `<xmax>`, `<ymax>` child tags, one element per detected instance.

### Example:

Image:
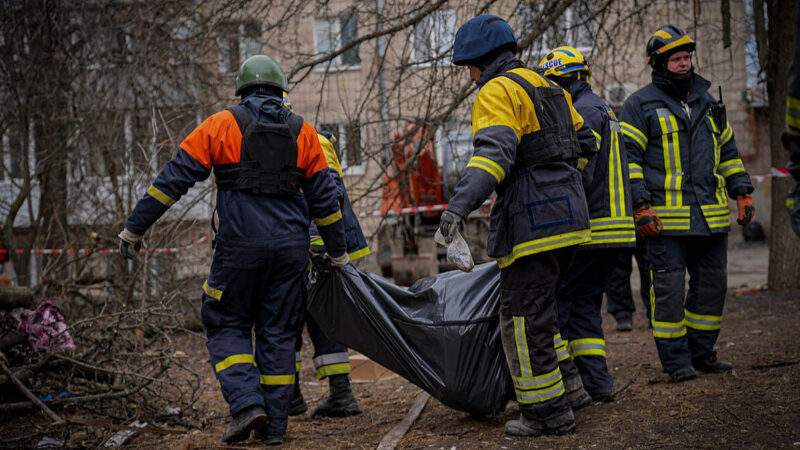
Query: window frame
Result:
<box><xmin>313</xmin><ymin>13</ymin><xmax>361</xmax><ymax>72</ymax></box>
<box><xmin>410</xmin><ymin>9</ymin><xmax>456</xmax><ymax>67</ymax></box>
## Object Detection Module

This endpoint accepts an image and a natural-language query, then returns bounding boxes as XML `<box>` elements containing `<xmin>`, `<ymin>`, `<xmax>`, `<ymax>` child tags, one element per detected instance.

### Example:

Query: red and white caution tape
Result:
<box><xmin>0</xmin><ymin>233</ymin><xmax>210</xmax><ymax>258</ymax></box>
<box><xmin>361</xmin><ymin>167</ymin><xmax>792</xmax><ymax>218</ymax></box>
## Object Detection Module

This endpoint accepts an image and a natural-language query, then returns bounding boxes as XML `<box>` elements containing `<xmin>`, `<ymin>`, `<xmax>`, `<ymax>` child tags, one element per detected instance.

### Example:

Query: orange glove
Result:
<box><xmin>736</xmin><ymin>195</ymin><xmax>755</xmax><ymax>226</ymax></box>
<box><xmin>634</xmin><ymin>206</ymin><xmax>663</xmax><ymax>237</ymax></box>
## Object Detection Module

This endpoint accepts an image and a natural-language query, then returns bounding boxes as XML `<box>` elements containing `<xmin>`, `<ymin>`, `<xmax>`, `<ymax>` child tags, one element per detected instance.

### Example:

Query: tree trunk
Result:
<box><xmin>0</xmin><ymin>286</ymin><xmax>34</xmax><ymax>310</ymax></box>
<box><xmin>762</xmin><ymin>0</ymin><xmax>800</xmax><ymax>290</ymax></box>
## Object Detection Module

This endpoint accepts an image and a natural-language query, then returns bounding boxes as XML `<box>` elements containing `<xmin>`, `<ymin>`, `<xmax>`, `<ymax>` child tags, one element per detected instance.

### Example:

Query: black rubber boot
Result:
<box><xmin>312</xmin><ymin>374</ymin><xmax>361</xmax><ymax>418</ymax></box>
<box><xmin>564</xmin><ymin>375</ymin><xmax>592</xmax><ymax>411</ymax></box>
<box><xmin>505</xmin><ymin>406</ymin><xmax>575</xmax><ymax>437</ymax></box>
<box><xmin>693</xmin><ymin>356</ymin><xmax>734</xmax><ymax>374</ymax></box>
<box><xmin>670</xmin><ymin>366</ymin><xmax>697</xmax><ymax>382</ymax></box>
<box><xmin>614</xmin><ymin>313</ymin><xmax>633</xmax><ymax>332</ymax></box>
<box><xmin>289</xmin><ymin>379</ymin><xmax>308</xmax><ymax>416</ymax></box>
<box><xmin>220</xmin><ymin>405</ymin><xmax>267</xmax><ymax>444</ymax></box>
<box><xmin>253</xmin><ymin>417</ymin><xmax>288</xmax><ymax>446</ymax></box>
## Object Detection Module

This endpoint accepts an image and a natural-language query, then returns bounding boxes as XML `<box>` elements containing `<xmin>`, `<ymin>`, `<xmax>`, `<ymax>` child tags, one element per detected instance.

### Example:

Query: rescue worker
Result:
<box><xmin>782</xmin><ymin>5</ymin><xmax>800</xmax><ymax>236</ymax></box>
<box><xmin>117</xmin><ymin>55</ymin><xmax>348</xmax><ymax>445</ymax></box>
<box><xmin>604</xmin><ymin>241</ymin><xmax>651</xmax><ymax>331</ymax></box>
<box><xmin>538</xmin><ymin>46</ymin><xmax>635</xmax><ymax>402</ymax></box>
<box><xmin>437</xmin><ymin>15</ymin><xmax>597</xmax><ymax>437</ymax></box>
<box><xmin>291</xmin><ymin>131</ymin><xmax>367</xmax><ymax>418</ymax></box>
<box><xmin>620</xmin><ymin>26</ymin><xmax>755</xmax><ymax>382</ymax></box>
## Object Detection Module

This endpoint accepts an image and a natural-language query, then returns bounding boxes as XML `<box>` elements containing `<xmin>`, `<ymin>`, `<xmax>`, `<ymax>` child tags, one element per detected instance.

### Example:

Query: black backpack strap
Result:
<box><xmin>286</xmin><ymin>112</ymin><xmax>304</xmax><ymax>141</ymax></box>
<box><xmin>226</xmin><ymin>104</ymin><xmax>254</xmax><ymax>133</ymax></box>
<box><xmin>498</xmin><ymin>72</ymin><xmax>544</xmax><ymax>119</ymax></box>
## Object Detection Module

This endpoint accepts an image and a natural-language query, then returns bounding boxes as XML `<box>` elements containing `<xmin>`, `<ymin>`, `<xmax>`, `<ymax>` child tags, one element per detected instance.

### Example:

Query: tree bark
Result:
<box><xmin>760</xmin><ymin>0</ymin><xmax>800</xmax><ymax>290</ymax></box>
<box><xmin>0</xmin><ymin>286</ymin><xmax>34</xmax><ymax>309</ymax></box>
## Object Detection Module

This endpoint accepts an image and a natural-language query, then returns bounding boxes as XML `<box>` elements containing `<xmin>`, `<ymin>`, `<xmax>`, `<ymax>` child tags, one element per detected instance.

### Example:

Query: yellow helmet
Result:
<box><xmin>538</xmin><ymin>46</ymin><xmax>590</xmax><ymax>78</ymax></box>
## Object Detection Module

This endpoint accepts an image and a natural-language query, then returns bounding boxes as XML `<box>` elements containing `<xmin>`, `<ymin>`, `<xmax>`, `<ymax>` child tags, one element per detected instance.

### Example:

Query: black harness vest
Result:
<box><xmin>214</xmin><ymin>105</ymin><xmax>305</xmax><ymax>197</ymax></box>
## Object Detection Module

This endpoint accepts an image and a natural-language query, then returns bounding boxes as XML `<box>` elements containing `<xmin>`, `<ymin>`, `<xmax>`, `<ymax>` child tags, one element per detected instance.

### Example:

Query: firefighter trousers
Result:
<box><xmin>201</xmin><ymin>237</ymin><xmax>307</xmax><ymax>428</ymax></box>
<box><xmin>499</xmin><ymin>250</ymin><xmax>573</xmax><ymax>420</ymax></box>
<box><xmin>645</xmin><ymin>234</ymin><xmax>727</xmax><ymax>374</ymax></box>
<box><xmin>295</xmin><ymin>312</ymin><xmax>352</xmax><ymax>380</ymax></box>
<box><xmin>605</xmin><ymin>238</ymin><xmax>651</xmax><ymax>320</ymax></box>
<box><xmin>557</xmin><ymin>248</ymin><xmax>625</xmax><ymax>398</ymax></box>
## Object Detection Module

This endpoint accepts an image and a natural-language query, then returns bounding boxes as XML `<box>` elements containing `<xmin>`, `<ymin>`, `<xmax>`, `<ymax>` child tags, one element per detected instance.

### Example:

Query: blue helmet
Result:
<box><xmin>452</xmin><ymin>15</ymin><xmax>517</xmax><ymax>66</ymax></box>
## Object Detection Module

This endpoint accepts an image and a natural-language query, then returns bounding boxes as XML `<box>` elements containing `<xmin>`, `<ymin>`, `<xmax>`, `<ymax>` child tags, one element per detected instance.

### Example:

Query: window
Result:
<box><xmin>219</xmin><ymin>21</ymin><xmax>263</xmax><ymax>74</ymax></box>
<box><xmin>436</xmin><ymin>123</ymin><xmax>472</xmax><ymax>199</ymax></box>
<box><xmin>516</xmin><ymin>1</ymin><xmax>594</xmax><ymax>60</ymax></box>
<box><xmin>314</xmin><ymin>14</ymin><xmax>361</xmax><ymax>68</ymax></box>
<box><xmin>743</xmin><ymin>0</ymin><xmax>767</xmax><ymax>107</ymax></box>
<box><xmin>411</xmin><ymin>9</ymin><xmax>455</xmax><ymax>65</ymax></box>
<box><xmin>1</xmin><ymin>123</ymin><xmax>28</xmax><ymax>180</ymax></box>
<box><xmin>319</xmin><ymin>122</ymin><xmax>364</xmax><ymax>174</ymax></box>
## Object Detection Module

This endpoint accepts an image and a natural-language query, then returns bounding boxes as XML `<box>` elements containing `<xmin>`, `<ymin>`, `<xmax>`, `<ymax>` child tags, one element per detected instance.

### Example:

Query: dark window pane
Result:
<box><xmin>345</xmin><ymin>122</ymin><xmax>362</xmax><ymax>167</ymax></box>
<box><xmin>340</xmin><ymin>15</ymin><xmax>360</xmax><ymax>65</ymax></box>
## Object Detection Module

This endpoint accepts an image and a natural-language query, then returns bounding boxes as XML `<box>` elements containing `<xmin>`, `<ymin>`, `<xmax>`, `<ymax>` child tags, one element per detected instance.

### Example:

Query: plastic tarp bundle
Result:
<box><xmin>307</xmin><ymin>262</ymin><xmax>513</xmax><ymax>416</ymax></box>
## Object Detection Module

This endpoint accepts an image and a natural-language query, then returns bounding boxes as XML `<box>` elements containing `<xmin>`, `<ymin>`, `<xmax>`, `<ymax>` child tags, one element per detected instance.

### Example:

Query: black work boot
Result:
<box><xmin>505</xmin><ymin>405</ymin><xmax>575</xmax><ymax>437</ymax></box>
<box><xmin>669</xmin><ymin>366</ymin><xmax>697</xmax><ymax>383</ymax></box>
<box><xmin>312</xmin><ymin>374</ymin><xmax>361</xmax><ymax>418</ymax></box>
<box><xmin>289</xmin><ymin>378</ymin><xmax>308</xmax><ymax>416</ymax></box>
<box><xmin>564</xmin><ymin>375</ymin><xmax>592</xmax><ymax>411</ymax></box>
<box><xmin>614</xmin><ymin>313</ymin><xmax>633</xmax><ymax>332</ymax></box>
<box><xmin>693</xmin><ymin>356</ymin><xmax>734</xmax><ymax>374</ymax></box>
<box><xmin>253</xmin><ymin>417</ymin><xmax>288</xmax><ymax>446</ymax></box>
<box><xmin>220</xmin><ymin>405</ymin><xmax>267</xmax><ymax>444</ymax></box>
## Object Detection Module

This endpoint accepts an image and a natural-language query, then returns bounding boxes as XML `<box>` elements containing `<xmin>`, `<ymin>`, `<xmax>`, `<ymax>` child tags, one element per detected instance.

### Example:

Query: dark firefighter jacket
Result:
<box><xmin>446</xmin><ymin>58</ymin><xmax>596</xmax><ymax>269</ymax></box>
<box><xmin>309</xmin><ymin>134</ymin><xmax>370</xmax><ymax>261</ymax></box>
<box><xmin>125</xmin><ymin>93</ymin><xmax>346</xmax><ymax>255</ymax></box>
<box><xmin>619</xmin><ymin>73</ymin><xmax>754</xmax><ymax>235</ymax></box>
<box><xmin>568</xmin><ymin>80</ymin><xmax>635</xmax><ymax>248</ymax></box>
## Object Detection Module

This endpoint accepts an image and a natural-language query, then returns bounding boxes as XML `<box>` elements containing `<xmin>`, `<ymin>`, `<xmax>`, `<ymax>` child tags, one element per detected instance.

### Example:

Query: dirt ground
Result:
<box><xmin>4</xmin><ymin>241</ymin><xmax>800</xmax><ymax>449</ymax></box>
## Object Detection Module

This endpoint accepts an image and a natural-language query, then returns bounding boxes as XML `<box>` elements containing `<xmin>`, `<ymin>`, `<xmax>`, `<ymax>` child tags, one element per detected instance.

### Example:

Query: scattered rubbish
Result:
<box><xmin>103</xmin><ymin>420</ymin><xmax>147</xmax><ymax>448</ymax></box>
<box><xmin>36</xmin><ymin>437</ymin><xmax>65</xmax><ymax>449</ymax></box>
<box><xmin>434</xmin><ymin>228</ymin><xmax>474</xmax><ymax>272</ymax></box>
<box><xmin>38</xmin><ymin>391</ymin><xmax>75</xmax><ymax>402</ymax></box>
<box><xmin>165</xmin><ymin>406</ymin><xmax>181</xmax><ymax>416</ymax></box>
<box><xmin>17</xmin><ymin>299</ymin><xmax>76</xmax><ymax>352</ymax></box>
<box><xmin>350</xmin><ymin>353</ymin><xmax>398</xmax><ymax>383</ymax></box>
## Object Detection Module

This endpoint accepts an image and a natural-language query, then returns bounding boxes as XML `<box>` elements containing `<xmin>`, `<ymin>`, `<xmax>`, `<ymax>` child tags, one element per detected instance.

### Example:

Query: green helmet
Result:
<box><xmin>235</xmin><ymin>55</ymin><xmax>288</xmax><ymax>96</ymax></box>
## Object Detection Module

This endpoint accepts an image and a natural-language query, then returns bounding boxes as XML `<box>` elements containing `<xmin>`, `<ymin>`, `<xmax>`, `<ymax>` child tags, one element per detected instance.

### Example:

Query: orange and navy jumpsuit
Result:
<box><xmin>124</xmin><ymin>93</ymin><xmax>346</xmax><ymax>434</ymax></box>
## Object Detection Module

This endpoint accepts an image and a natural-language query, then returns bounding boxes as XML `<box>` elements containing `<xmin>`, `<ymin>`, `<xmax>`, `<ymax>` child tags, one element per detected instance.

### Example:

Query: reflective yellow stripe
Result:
<box><xmin>146</xmin><ymin>185</ymin><xmax>176</xmax><ymax>206</ymax></box>
<box><xmin>569</xmin><ymin>338</ymin><xmax>607</xmax><ymax>358</ymax></box>
<box><xmin>296</xmin><ymin>361</ymin><xmax>302</xmax><ymax>372</ymax></box>
<box><xmin>620</xmin><ymin>122</ymin><xmax>647</xmax><ymax>150</ymax></box>
<box><xmin>653</xmin><ymin>205</ymin><xmax>690</xmax><ymax>231</ymax></box>
<box><xmin>788</xmin><ymin>96</ymin><xmax>800</xmax><ymax>129</ymax></box>
<box><xmin>584</xmin><ymin>228</ymin><xmax>637</xmax><ymax>245</ymax></box>
<box><xmin>708</xmin><ymin>117</ymin><xmax>720</xmax><ymax>133</ymax></box>
<box><xmin>513</xmin><ymin>367</ymin><xmax>562</xmax><ymax>389</ymax></box>
<box><xmin>589</xmin><ymin>217</ymin><xmax>635</xmax><ymax>230</ymax></box>
<box><xmin>497</xmin><ymin>229</ymin><xmax>591</xmax><ymax>268</ymax></box>
<box><xmin>629</xmin><ymin>162</ymin><xmax>644</xmax><ymax>180</ymax></box>
<box><xmin>591</xmin><ymin>129</ymin><xmax>602</xmax><ymax>151</ymax></box>
<box><xmin>657</xmin><ymin>110</ymin><xmax>683</xmax><ymax>208</ymax></box>
<box><xmin>608</xmin><ymin>125</ymin><xmax>625</xmax><ymax>216</ymax></box>
<box><xmin>315</xmin><ymin>362</ymin><xmax>351</xmax><ymax>379</ymax></box>
<box><xmin>719</xmin><ymin>158</ymin><xmax>746</xmax><ymax>178</ymax></box>
<box><xmin>260</xmin><ymin>374</ymin><xmax>296</xmax><ymax>385</ymax></box>
<box><xmin>310</xmin><ymin>237</ymin><xmax>325</xmax><ymax>246</ymax></box>
<box><xmin>710</xmin><ymin>127</ymin><xmax>728</xmax><ymax>208</ymax></box>
<box><xmin>202</xmin><ymin>280</ymin><xmax>223</xmax><ymax>300</ymax></box>
<box><xmin>720</xmin><ymin>124</ymin><xmax>734</xmax><ymax>146</ymax></box>
<box><xmin>652</xmin><ymin>320</ymin><xmax>687</xmax><ymax>338</ymax></box>
<box><xmin>685</xmin><ymin>310</ymin><xmax>722</xmax><ymax>330</ymax></box>
<box><xmin>314</xmin><ymin>210</ymin><xmax>343</xmax><ymax>226</ymax></box>
<box><xmin>349</xmin><ymin>246</ymin><xmax>371</xmax><ymax>262</ymax></box>
<box><xmin>513</xmin><ymin>316</ymin><xmax>533</xmax><ymax>377</ymax></box>
<box><xmin>554</xmin><ymin>333</ymin><xmax>571</xmax><ymax>362</ymax></box>
<box><xmin>655</xmin><ymin>35</ymin><xmax>694</xmax><ymax>59</ymax></box>
<box><xmin>466</xmin><ymin>156</ymin><xmax>506</xmax><ymax>183</ymax></box>
<box><xmin>214</xmin><ymin>354</ymin><xmax>255</xmax><ymax>373</ymax></box>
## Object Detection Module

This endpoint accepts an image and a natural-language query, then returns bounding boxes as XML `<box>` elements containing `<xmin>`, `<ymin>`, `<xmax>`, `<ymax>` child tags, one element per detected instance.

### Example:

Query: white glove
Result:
<box><xmin>328</xmin><ymin>252</ymin><xmax>350</xmax><ymax>269</ymax></box>
<box><xmin>118</xmin><ymin>228</ymin><xmax>143</xmax><ymax>259</ymax></box>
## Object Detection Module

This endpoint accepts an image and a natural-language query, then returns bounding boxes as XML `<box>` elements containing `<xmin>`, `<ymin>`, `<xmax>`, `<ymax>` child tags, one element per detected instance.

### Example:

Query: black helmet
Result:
<box><xmin>646</xmin><ymin>25</ymin><xmax>696</xmax><ymax>68</ymax></box>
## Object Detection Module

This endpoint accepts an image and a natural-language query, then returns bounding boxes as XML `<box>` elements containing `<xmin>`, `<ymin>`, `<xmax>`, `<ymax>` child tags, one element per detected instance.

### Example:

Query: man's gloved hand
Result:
<box><xmin>633</xmin><ymin>205</ymin><xmax>663</xmax><ymax>237</ymax></box>
<box><xmin>438</xmin><ymin>210</ymin><xmax>463</xmax><ymax>244</ymax></box>
<box><xmin>736</xmin><ymin>195</ymin><xmax>755</xmax><ymax>226</ymax></box>
<box><xmin>118</xmin><ymin>228</ymin><xmax>143</xmax><ymax>260</ymax></box>
<box><xmin>328</xmin><ymin>252</ymin><xmax>350</xmax><ymax>269</ymax></box>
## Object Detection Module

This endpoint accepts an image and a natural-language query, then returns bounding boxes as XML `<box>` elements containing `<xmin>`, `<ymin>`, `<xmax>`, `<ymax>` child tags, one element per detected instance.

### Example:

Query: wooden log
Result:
<box><xmin>377</xmin><ymin>391</ymin><xmax>429</xmax><ymax>450</ymax></box>
<box><xmin>0</xmin><ymin>286</ymin><xmax>34</xmax><ymax>309</ymax></box>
